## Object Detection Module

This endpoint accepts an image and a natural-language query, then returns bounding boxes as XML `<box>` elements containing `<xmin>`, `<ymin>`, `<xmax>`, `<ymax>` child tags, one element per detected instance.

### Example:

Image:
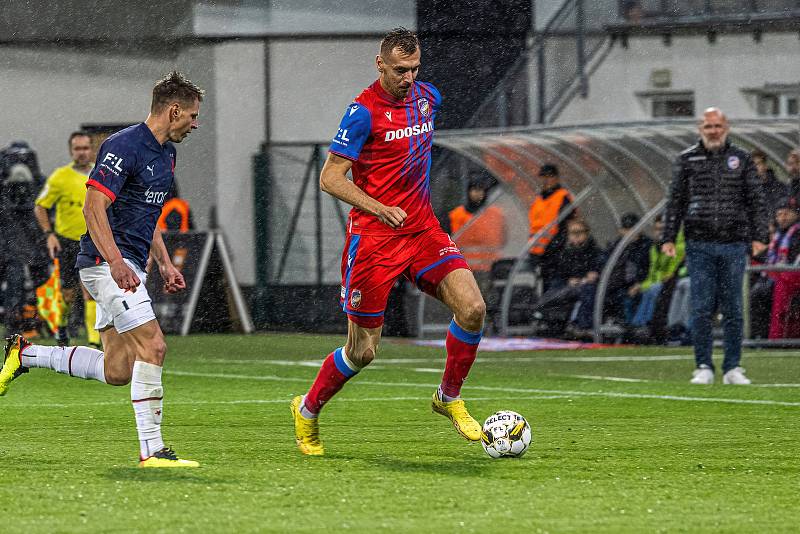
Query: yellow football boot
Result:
<box><xmin>0</xmin><ymin>335</ymin><xmax>30</xmax><ymax>396</ymax></box>
<box><xmin>290</xmin><ymin>395</ymin><xmax>324</xmax><ymax>456</ymax></box>
<box><xmin>139</xmin><ymin>447</ymin><xmax>199</xmax><ymax>468</ymax></box>
<box><xmin>431</xmin><ymin>391</ymin><xmax>481</xmax><ymax>442</ymax></box>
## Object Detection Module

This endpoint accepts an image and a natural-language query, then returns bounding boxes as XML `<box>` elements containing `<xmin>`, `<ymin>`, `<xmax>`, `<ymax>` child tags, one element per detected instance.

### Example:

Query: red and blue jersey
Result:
<box><xmin>329</xmin><ymin>79</ymin><xmax>441</xmax><ymax>235</ymax></box>
<box><xmin>77</xmin><ymin>123</ymin><xmax>176</xmax><ymax>271</ymax></box>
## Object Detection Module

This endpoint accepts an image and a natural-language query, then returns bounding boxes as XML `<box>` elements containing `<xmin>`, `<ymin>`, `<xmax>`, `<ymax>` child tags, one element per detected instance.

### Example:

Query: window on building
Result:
<box><xmin>636</xmin><ymin>91</ymin><xmax>696</xmax><ymax>118</ymax></box>
<box><xmin>744</xmin><ymin>84</ymin><xmax>800</xmax><ymax>117</ymax></box>
<box><xmin>757</xmin><ymin>94</ymin><xmax>780</xmax><ymax>116</ymax></box>
<box><xmin>789</xmin><ymin>97</ymin><xmax>799</xmax><ymax>117</ymax></box>
<box><xmin>652</xmin><ymin>97</ymin><xmax>695</xmax><ymax>118</ymax></box>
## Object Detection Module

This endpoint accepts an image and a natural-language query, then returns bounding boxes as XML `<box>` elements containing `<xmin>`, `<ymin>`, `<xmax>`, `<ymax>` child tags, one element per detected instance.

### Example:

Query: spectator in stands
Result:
<box><xmin>564</xmin><ymin>212</ymin><xmax>651</xmax><ymax>339</ymax></box>
<box><xmin>787</xmin><ymin>149</ymin><xmax>800</xmax><ymax>205</ymax></box>
<box><xmin>756</xmin><ymin>201</ymin><xmax>800</xmax><ymax>339</ymax></box>
<box><xmin>751</xmin><ymin>149</ymin><xmax>787</xmax><ymax>221</ymax></box>
<box><xmin>662</xmin><ymin>107</ymin><xmax>768</xmax><ymax>385</ymax></box>
<box><xmin>627</xmin><ymin>214</ymin><xmax>685</xmax><ymax>342</ymax></box>
<box><xmin>534</xmin><ymin>218</ymin><xmax>602</xmax><ymax>338</ymax></box>
<box><xmin>157</xmin><ymin>181</ymin><xmax>193</xmax><ymax>233</ymax></box>
<box><xmin>34</xmin><ymin>131</ymin><xmax>99</xmax><ymax>347</ymax></box>
<box><xmin>448</xmin><ymin>175</ymin><xmax>506</xmax><ymax>275</ymax></box>
<box><xmin>666</xmin><ymin>275</ymin><xmax>692</xmax><ymax>346</ymax></box>
<box><xmin>601</xmin><ymin>212</ymin><xmax>652</xmax><ymax>323</ymax></box>
<box><xmin>528</xmin><ymin>163</ymin><xmax>574</xmax><ymax>292</ymax></box>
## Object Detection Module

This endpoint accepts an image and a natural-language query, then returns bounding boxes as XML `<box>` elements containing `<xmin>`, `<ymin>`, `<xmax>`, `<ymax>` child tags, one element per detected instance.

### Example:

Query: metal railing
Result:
<box><xmin>498</xmin><ymin>187</ymin><xmax>595</xmax><ymax>337</ymax></box>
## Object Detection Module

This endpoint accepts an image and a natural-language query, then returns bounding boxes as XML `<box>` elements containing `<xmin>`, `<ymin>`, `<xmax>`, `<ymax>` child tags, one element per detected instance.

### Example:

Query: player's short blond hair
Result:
<box><xmin>151</xmin><ymin>71</ymin><xmax>205</xmax><ymax>113</ymax></box>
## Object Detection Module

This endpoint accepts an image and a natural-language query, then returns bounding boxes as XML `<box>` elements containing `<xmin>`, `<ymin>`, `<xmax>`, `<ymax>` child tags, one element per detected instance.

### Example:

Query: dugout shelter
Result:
<box><xmin>255</xmin><ymin>118</ymin><xmax>800</xmax><ymax>345</ymax></box>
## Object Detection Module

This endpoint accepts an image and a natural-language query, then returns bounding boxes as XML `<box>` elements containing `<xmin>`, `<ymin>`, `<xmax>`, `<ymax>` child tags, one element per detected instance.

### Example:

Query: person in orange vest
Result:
<box><xmin>156</xmin><ymin>181</ymin><xmax>192</xmax><ymax>233</ymax></box>
<box><xmin>448</xmin><ymin>175</ymin><xmax>506</xmax><ymax>274</ymax></box>
<box><xmin>528</xmin><ymin>163</ymin><xmax>574</xmax><ymax>292</ymax></box>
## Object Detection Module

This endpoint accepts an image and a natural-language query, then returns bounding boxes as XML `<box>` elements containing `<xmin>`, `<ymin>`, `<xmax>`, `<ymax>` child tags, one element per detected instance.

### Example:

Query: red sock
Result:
<box><xmin>440</xmin><ymin>319</ymin><xmax>482</xmax><ymax>398</ymax></box>
<box><xmin>303</xmin><ymin>347</ymin><xmax>358</xmax><ymax>414</ymax></box>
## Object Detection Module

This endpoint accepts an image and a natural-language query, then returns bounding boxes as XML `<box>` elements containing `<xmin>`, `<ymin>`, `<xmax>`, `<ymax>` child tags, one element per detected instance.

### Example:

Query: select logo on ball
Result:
<box><xmin>480</xmin><ymin>410</ymin><xmax>532</xmax><ymax>459</ymax></box>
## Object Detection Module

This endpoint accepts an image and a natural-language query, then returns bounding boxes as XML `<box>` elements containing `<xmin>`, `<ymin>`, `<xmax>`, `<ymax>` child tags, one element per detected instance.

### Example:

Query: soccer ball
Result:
<box><xmin>480</xmin><ymin>410</ymin><xmax>532</xmax><ymax>458</ymax></box>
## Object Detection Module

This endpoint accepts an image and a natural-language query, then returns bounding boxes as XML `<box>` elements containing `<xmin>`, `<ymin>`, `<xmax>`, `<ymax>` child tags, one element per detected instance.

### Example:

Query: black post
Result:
<box><xmin>253</xmin><ymin>148</ymin><xmax>271</xmax><ymax>285</ymax></box>
<box><xmin>314</xmin><ymin>145</ymin><xmax>323</xmax><ymax>287</ymax></box>
<box><xmin>537</xmin><ymin>42</ymin><xmax>546</xmax><ymax>123</ymax></box>
<box><xmin>576</xmin><ymin>0</ymin><xmax>588</xmax><ymax>99</ymax></box>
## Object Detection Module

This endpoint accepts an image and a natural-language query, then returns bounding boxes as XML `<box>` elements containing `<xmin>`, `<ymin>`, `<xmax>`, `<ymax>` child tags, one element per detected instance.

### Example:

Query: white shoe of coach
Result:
<box><xmin>723</xmin><ymin>367</ymin><xmax>751</xmax><ymax>385</ymax></box>
<box><xmin>690</xmin><ymin>365</ymin><xmax>714</xmax><ymax>385</ymax></box>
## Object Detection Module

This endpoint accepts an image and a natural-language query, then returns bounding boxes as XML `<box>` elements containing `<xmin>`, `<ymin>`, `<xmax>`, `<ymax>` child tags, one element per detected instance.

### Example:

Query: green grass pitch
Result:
<box><xmin>1</xmin><ymin>333</ymin><xmax>798</xmax><ymax>532</ymax></box>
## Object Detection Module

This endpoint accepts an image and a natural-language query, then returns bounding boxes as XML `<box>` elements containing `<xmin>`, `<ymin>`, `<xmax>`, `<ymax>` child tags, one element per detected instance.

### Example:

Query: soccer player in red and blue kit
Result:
<box><xmin>291</xmin><ymin>27</ymin><xmax>486</xmax><ymax>455</ymax></box>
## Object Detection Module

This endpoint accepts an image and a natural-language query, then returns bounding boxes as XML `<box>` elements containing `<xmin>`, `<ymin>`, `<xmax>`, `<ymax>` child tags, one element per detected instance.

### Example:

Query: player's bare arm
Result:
<box><xmin>320</xmin><ymin>153</ymin><xmax>407</xmax><ymax>229</ymax></box>
<box><xmin>33</xmin><ymin>204</ymin><xmax>61</xmax><ymax>259</ymax></box>
<box><xmin>83</xmin><ymin>187</ymin><xmax>140</xmax><ymax>292</ymax></box>
<box><xmin>150</xmin><ymin>228</ymin><xmax>185</xmax><ymax>294</ymax></box>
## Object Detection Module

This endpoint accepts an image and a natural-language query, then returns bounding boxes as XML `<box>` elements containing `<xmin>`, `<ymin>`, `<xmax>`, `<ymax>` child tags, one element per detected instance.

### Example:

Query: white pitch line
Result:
<box><xmin>198</xmin><ymin>351</ymin><xmax>800</xmax><ymax>366</ymax></box>
<box><xmin>165</xmin><ymin>370</ymin><xmax>800</xmax><ymax>407</ymax></box>
<box><xmin>751</xmin><ymin>384</ymin><xmax>800</xmax><ymax>388</ymax></box>
<box><xmin>564</xmin><ymin>374</ymin><xmax>649</xmax><ymax>383</ymax></box>
<box><xmin>4</xmin><ymin>394</ymin><xmax>573</xmax><ymax>409</ymax></box>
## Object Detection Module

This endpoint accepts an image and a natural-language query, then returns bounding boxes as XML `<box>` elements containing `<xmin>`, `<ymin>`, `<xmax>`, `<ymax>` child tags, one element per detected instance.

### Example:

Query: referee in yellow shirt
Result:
<box><xmin>34</xmin><ymin>131</ymin><xmax>100</xmax><ymax>347</ymax></box>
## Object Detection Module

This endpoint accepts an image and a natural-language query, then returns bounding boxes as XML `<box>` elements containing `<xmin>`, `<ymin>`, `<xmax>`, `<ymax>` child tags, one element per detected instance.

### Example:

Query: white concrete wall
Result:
<box><xmin>0</xmin><ymin>43</ymin><xmax>217</xmax><ymax>231</ymax></box>
<box><xmin>555</xmin><ymin>32</ymin><xmax>800</xmax><ymax>124</ymax></box>
<box><xmin>0</xmin><ymin>45</ymin><xmax>166</xmax><ymax>177</ymax></box>
<box><xmin>211</xmin><ymin>41</ymin><xmax>266</xmax><ymax>286</ymax></box>
<box><xmin>268</xmin><ymin>38</ymin><xmax>379</xmax><ymax>142</ymax></box>
<box><xmin>173</xmin><ymin>44</ymin><xmax>218</xmax><ymax>233</ymax></box>
<box><xmin>0</xmin><ymin>42</ymin><xmax>261</xmax><ymax>282</ymax></box>
<box><xmin>194</xmin><ymin>0</ymin><xmax>415</xmax><ymax>36</ymax></box>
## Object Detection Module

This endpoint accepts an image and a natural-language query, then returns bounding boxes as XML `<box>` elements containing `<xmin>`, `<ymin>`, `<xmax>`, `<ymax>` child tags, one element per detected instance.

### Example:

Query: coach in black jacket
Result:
<box><xmin>661</xmin><ymin>108</ymin><xmax>768</xmax><ymax>386</ymax></box>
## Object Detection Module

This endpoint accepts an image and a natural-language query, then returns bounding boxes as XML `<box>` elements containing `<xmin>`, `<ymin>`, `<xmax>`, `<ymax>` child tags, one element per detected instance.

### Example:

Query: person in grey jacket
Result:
<box><xmin>661</xmin><ymin>107</ymin><xmax>768</xmax><ymax>385</ymax></box>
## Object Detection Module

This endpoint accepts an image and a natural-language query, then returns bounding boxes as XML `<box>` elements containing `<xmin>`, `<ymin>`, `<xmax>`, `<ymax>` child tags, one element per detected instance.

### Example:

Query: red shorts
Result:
<box><xmin>340</xmin><ymin>225</ymin><xmax>470</xmax><ymax>328</ymax></box>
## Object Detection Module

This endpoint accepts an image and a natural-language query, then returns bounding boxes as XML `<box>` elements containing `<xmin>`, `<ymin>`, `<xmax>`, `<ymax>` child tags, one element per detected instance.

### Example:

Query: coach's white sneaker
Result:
<box><xmin>690</xmin><ymin>365</ymin><xmax>714</xmax><ymax>385</ymax></box>
<box><xmin>723</xmin><ymin>367</ymin><xmax>751</xmax><ymax>385</ymax></box>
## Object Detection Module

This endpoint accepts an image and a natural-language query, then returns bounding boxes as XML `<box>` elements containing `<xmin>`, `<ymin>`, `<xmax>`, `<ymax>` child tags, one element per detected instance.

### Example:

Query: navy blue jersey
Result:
<box><xmin>77</xmin><ymin>123</ymin><xmax>176</xmax><ymax>271</ymax></box>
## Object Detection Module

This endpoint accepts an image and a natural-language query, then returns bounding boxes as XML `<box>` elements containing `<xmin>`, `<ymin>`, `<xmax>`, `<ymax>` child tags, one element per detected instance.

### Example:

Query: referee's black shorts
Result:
<box><xmin>57</xmin><ymin>236</ymin><xmax>83</xmax><ymax>290</ymax></box>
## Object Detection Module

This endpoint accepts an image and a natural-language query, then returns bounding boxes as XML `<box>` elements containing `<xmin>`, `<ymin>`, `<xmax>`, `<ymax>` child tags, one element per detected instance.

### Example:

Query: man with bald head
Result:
<box><xmin>662</xmin><ymin>108</ymin><xmax>768</xmax><ymax>385</ymax></box>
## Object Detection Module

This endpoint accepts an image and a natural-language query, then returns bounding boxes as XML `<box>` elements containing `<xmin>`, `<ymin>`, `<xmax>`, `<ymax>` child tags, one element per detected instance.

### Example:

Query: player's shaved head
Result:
<box><xmin>380</xmin><ymin>27</ymin><xmax>419</xmax><ymax>59</ymax></box>
<box><xmin>700</xmin><ymin>106</ymin><xmax>727</xmax><ymax>125</ymax></box>
<box><xmin>698</xmin><ymin>106</ymin><xmax>729</xmax><ymax>151</ymax></box>
<box><xmin>150</xmin><ymin>71</ymin><xmax>205</xmax><ymax>114</ymax></box>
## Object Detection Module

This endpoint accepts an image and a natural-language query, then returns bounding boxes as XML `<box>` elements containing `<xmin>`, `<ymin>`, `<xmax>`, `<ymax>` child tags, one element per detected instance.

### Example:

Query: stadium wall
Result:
<box><xmin>554</xmin><ymin>32</ymin><xmax>800</xmax><ymax>124</ymax></box>
<box><xmin>0</xmin><ymin>43</ymin><xmax>215</xmax><ymax>237</ymax></box>
<box><xmin>0</xmin><ymin>41</ymin><xmax>268</xmax><ymax>285</ymax></box>
<box><xmin>210</xmin><ymin>41</ymin><xmax>265</xmax><ymax>287</ymax></box>
<box><xmin>268</xmin><ymin>38</ymin><xmax>378</xmax><ymax>142</ymax></box>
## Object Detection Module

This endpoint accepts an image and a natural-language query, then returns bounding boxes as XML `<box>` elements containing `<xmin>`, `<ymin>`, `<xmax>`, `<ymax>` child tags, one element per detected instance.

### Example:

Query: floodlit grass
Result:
<box><xmin>1</xmin><ymin>333</ymin><xmax>798</xmax><ymax>532</ymax></box>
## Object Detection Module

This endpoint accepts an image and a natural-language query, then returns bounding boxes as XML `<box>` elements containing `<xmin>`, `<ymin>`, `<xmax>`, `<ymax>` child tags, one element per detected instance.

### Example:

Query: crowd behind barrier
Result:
<box><xmin>449</xmin><ymin>147</ymin><xmax>800</xmax><ymax>345</ymax></box>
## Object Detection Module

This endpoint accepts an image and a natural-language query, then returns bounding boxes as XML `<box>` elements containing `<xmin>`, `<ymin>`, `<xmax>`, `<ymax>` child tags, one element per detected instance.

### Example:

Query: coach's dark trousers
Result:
<box><xmin>685</xmin><ymin>240</ymin><xmax>748</xmax><ymax>373</ymax></box>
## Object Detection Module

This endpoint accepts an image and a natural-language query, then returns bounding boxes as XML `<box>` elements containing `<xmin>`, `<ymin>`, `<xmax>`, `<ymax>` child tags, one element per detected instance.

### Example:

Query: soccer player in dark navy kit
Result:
<box><xmin>291</xmin><ymin>28</ymin><xmax>487</xmax><ymax>455</ymax></box>
<box><xmin>0</xmin><ymin>72</ymin><xmax>203</xmax><ymax>468</ymax></box>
